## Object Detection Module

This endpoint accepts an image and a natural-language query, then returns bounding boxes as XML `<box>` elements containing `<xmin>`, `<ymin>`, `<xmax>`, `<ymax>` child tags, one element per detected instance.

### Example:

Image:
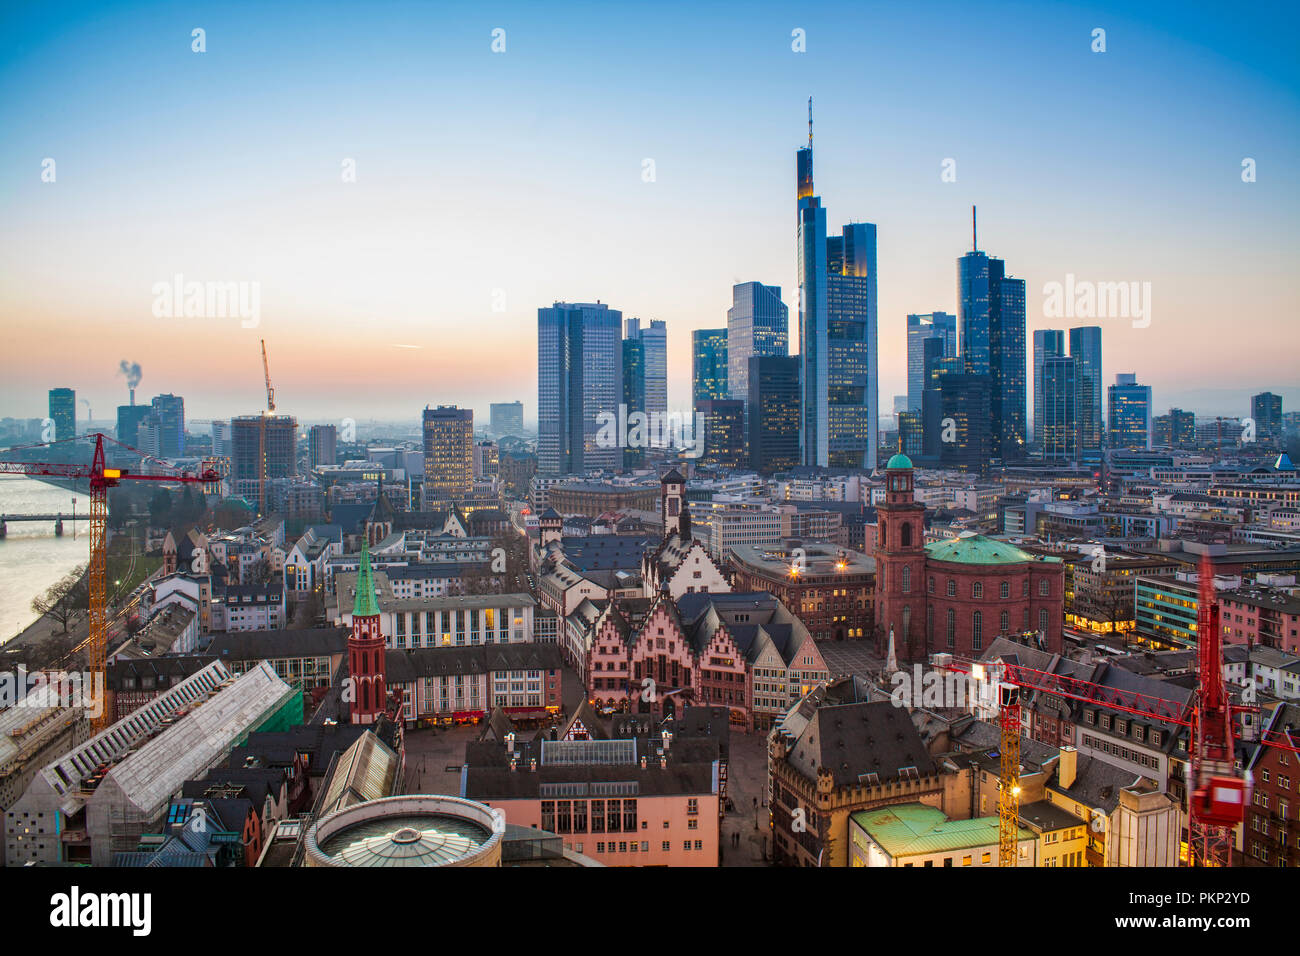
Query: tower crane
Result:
<box><xmin>0</xmin><ymin>434</ymin><xmax>219</xmax><ymax>734</ymax></box>
<box><xmin>936</xmin><ymin>554</ymin><xmax>1290</xmax><ymax>867</ymax></box>
<box><xmin>259</xmin><ymin>338</ymin><xmax>275</xmax><ymax>516</ymax></box>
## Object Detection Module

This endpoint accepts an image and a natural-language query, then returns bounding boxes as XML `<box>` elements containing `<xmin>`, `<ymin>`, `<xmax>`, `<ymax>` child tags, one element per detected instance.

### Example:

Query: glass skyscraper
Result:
<box><xmin>958</xmin><ymin>238</ymin><xmax>1025</xmax><ymax>461</ymax></box>
<box><xmin>1069</xmin><ymin>326</ymin><xmax>1103</xmax><ymax>453</ymax></box>
<box><xmin>1032</xmin><ymin>329</ymin><xmax>1065</xmax><ymax>445</ymax></box>
<box><xmin>47</xmin><ymin>387</ymin><xmax>75</xmax><ymax>442</ymax></box>
<box><xmin>692</xmin><ymin>328</ymin><xmax>728</xmax><ymax>405</ymax></box>
<box><xmin>726</xmin><ymin>282</ymin><xmax>787</xmax><ymax>407</ymax></box>
<box><xmin>1251</xmin><ymin>391</ymin><xmax>1283</xmax><ymax>448</ymax></box>
<box><xmin>907</xmin><ymin>312</ymin><xmax>957</xmax><ymax>413</ymax></box>
<box><xmin>1108</xmin><ymin>373</ymin><xmax>1152</xmax><ymax>450</ymax></box>
<box><xmin>1040</xmin><ymin>355</ymin><xmax>1078</xmax><ymax>461</ymax></box>
<box><xmin>747</xmin><ymin>355</ymin><xmax>800</xmax><ymax>475</ymax></box>
<box><xmin>537</xmin><ymin>302</ymin><xmax>623</xmax><ymax>475</ymax></box>
<box><xmin>624</xmin><ymin>317</ymin><xmax>667</xmax><ymax>422</ymax></box>
<box><xmin>796</xmin><ymin>111</ymin><xmax>878</xmax><ymax>470</ymax></box>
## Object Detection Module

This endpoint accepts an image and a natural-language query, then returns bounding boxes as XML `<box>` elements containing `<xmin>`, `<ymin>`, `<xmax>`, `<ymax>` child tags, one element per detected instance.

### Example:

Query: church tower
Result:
<box><xmin>660</xmin><ymin>468</ymin><xmax>685</xmax><ymax>537</ymax></box>
<box><xmin>874</xmin><ymin>453</ymin><xmax>928</xmax><ymax>662</ymax></box>
<box><xmin>348</xmin><ymin>539</ymin><xmax>387</xmax><ymax>725</ymax></box>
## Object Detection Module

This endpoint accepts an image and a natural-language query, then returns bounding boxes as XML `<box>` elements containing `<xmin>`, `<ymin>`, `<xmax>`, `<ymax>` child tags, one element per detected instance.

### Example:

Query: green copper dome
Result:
<box><xmin>925</xmin><ymin>532</ymin><xmax>1060</xmax><ymax>566</ymax></box>
<box><xmin>885</xmin><ymin>453</ymin><xmax>913</xmax><ymax>470</ymax></box>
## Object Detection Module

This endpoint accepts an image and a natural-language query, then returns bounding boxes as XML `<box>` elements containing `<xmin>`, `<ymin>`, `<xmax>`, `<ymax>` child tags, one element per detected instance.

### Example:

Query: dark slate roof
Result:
<box><xmin>181</xmin><ymin>767</ymin><xmax>287</xmax><ymax>806</ymax></box>
<box><xmin>463</xmin><ymin>735</ymin><xmax>721</xmax><ymax>801</ymax></box>
<box><xmin>660</xmin><ymin>468</ymin><xmax>684</xmax><ymax>484</ymax></box>
<box><xmin>226</xmin><ymin>722</ymin><xmax>371</xmax><ymax>775</ymax></box>
<box><xmin>329</xmin><ymin>503</ymin><xmax>372</xmax><ymax>534</ymax></box>
<box><xmin>106</xmin><ymin>655</ymin><xmax>215</xmax><ymax>691</ymax></box>
<box><xmin>207</xmin><ymin>627</ymin><xmax>349</xmax><ymax>661</ymax></box>
<box><xmin>556</xmin><ymin>535</ymin><xmax>657</xmax><ymax>572</ymax></box>
<box><xmin>788</xmin><ymin>699</ymin><xmax>936</xmax><ymax>788</ymax></box>
<box><xmin>1050</xmin><ymin>755</ymin><xmax>1153</xmax><ymax>814</ymax></box>
<box><xmin>384</xmin><ymin>643</ymin><xmax>564</xmax><ymax>682</ymax></box>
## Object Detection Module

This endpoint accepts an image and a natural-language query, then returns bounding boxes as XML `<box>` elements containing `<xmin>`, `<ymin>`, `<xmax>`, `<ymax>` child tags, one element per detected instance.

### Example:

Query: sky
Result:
<box><xmin>1</xmin><ymin>0</ymin><xmax>1297</xmax><ymax>430</ymax></box>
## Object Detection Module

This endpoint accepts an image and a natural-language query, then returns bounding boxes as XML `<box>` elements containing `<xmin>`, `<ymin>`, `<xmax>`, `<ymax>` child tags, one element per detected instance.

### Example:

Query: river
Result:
<box><xmin>0</xmin><ymin>474</ymin><xmax>92</xmax><ymax>644</ymax></box>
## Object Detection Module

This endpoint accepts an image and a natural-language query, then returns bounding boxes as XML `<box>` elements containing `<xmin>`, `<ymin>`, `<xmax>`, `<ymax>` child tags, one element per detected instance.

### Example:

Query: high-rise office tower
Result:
<box><xmin>211</xmin><ymin>420</ymin><xmax>232</xmax><ymax>458</ymax></box>
<box><xmin>115</xmin><ymin>404</ymin><xmax>150</xmax><ymax>447</ymax></box>
<box><xmin>1153</xmin><ymin>408</ymin><xmax>1196</xmax><ymax>450</ymax></box>
<box><xmin>473</xmin><ymin>439</ymin><xmax>499</xmax><ymax>478</ymax></box>
<box><xmin>1069</xmin><ymin>326</ymin><xmax>1103</xmax><ymax>453</ymax></box>
<box><xmin>625</xmin><ymin>317</ymin><xmax>667</xmax><ymax>421</ymax></box>
<box><xmin>1252</xmin><ymin>392</ymin><xmax>1283</xmax><ymax>449</ymax></box>
<box><xmin>422</xmin><ymin>405</ymin><xmax>474</xmax><ymax>505</ymax></box>
<box><xmin>1040</xmin><ymin>355</ymin><xmax>1078</xmax><ymax>461</ymax></box>
<box><xmin>309</xmin><ymin>424</ymin><xmax>337</xmax><ymax>469</ymax></box>
<box><xmin>906</xmin><ymin>312</ymin><xmax>957</xmax><ymax>412</ymax></box>
<box><xmin>149</xmin><ymin>393</ymin><xmax>185</xmax><ymax>457</ymax></box>
<box><xmin>231</xmin><ymin>415</ymin><xmax>297</xmax><ymax>485</ymax></box>
<box><xmin>537</xmin><ymin>302</ymin><xmax>623</xmax><ymax>475</ymax></box>
<box><xmin>796</xmin><ymin>104</ymin><xmax>878</xmax><ymax>469</ymax></box>
<box><xmin>48</xmin><ymin>388</ymin><xmax>75</xmax><ymax>442</ymax></box>
<box><xmin>692</xmin><ymin>328</ymin><xmax>729</xmax><ymax>405</ymax></box>
<box><xmin>726</xmin><ymin>282</ymin><xmax>788</xmax><ymax>408</ymax></box>
<box><xmin>747</xmin><ymin>355</ymin><xmax>800</xmax><ymax>475</ymax></box>
<box><xmin>696</xmin><ymin>399</ymin><xmax>746</xmax><ymax>469</ymax></box>
<box><xmin>1108</xmin><ymin>374</ymin><xmax>1152</xmax><ymax>450</ymax></box>
<box><xmin>935</xmin><ymin>374</ymin><xmax>992</xmax><ymax>476</ymax></box>
<box><xmin>1032</xmin><ymin>329</ymin><xmax>1065</xmax><ymax>445</ymax></box>
<box><xmin>957</xmin><ymin>209</ymin><xmax>1025</xmax><ymax>461</ymax></box>
<box><xmin>489</xmin><ymin>401</ymin><xmax>524</xmax><ymax>438</ymax></box>
<box><xmin>622</xmin><ymin>335</ymin><xmax>645</xmax><ymax>469</ymax></box>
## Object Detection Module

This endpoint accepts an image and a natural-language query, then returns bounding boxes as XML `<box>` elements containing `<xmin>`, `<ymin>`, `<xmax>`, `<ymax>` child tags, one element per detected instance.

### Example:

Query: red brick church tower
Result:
<box><xmin>874</xmin><ymin>453</ymin><xmax>929</xmax><ymax>663</ymax></box>
<box><xmin>348</xmin><ymin>539</ymin><xmax>387</xmax><ymax>725</ymax></box>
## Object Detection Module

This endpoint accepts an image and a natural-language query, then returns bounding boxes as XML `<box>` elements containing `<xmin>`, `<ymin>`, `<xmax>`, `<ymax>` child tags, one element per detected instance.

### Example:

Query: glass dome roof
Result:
<box><xmin>320</xmin><ymin>814</ymin><xmax>491</xmax><ymax>867</ymax></box>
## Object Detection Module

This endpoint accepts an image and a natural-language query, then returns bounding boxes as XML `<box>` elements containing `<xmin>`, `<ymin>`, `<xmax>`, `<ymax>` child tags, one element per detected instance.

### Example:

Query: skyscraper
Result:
<box><xmin>537</xmin><ymin>301</ymin><xmax>623</xmax><ymax>475</ymax></box>
<box><xmin>309</xmin><ymin>424</ymin><xmax>337</xmax><ymax>469</ymax></box>
<box><xmin>489</xmin><ymin>401</ymin><xmax>524</xmax><ymax>438</ymax></box>
<box><xmin>625</xmin><ymin>317</ymin><xmax>667</xmax><ymax>422</ymax></box>
<box><xmin>796</xmin><ymin>104</ymin><xmax>878</xmax><ymax>470</ymax></box>
<box><xmin>1040</xmin><ymin>355</ymin><xmax>1078</xmax><ymax>461</ymax></box>
<box><xmin>422</xmin><ymin>405</ymin><xmax>474</xmax><ymax>505</ymax></box>
<box><xmin>1252</xmin><ymin>392</ymin><xmax>1283</xmax><ymax>449</ymax></box>
<box><xmin>696</xmin><ymin>399</ymin><xmax>745</xmax><ymax>469</ymax></box>
<box><xmin>935</xmin><ymin>374</ymin><xmax>992</xmax><ymax>476</ymax></box>
<box><xmin>1153</xmin><ymin>408</ymin><xmax>1195</xmax><ymax>449</ymax></box>
<box><xmin>726</xmin><ymin>282</ymin><xmax>788</xmax><ymax>408</ymax></box>
<box><xmin>1108</xmin><ymin>374</ymin><xmax>1152</xmax><ymax>450</ymax></box>
<box><xmin>47</xmin><ymin>388</ymin><xmax>75</xmax><ymax>442</ymax></box>
<box><xmin>231</xmin><ymin>414</ymin><xmax>297</xmax><ymax>495</ymax></box>
<box><xmin>692</xmin><ymin>328</ymin><xmax>728</xmax><ymax>405</ymax></box>
<box><xmin>115</xmin><ymin>404</ymin><xmax>150</xmax><ymax>448</ymax></box>
<box><xmin>1069</xmin><ymin>326</ymin><xmax>1103</xmax><ymax>453</ymax></box>
<box><xmin>1032</xmin><ymin>329</ymin><xmax>1065</xmax><ymax>445</ymax></box>
<box><xmin>747</xmin><ymin>355</ymin><xmax>800</xmax><ymax>475</ymax></box>
<box><xmin>150</xmin><ymin>393</ymin><xmax>185</xmax><ymax>457</ymax></box>
<box><xmin>622</xmin><ymin>334</ymin><xmax>645</xmax><ymax>469</ymax></box>
<box><xmin>957</xmin><ymin>211</ymin><xmax>1025</xmax><ymax>461</ymax></box>
<box><xmin>906</xmin><ymin>312</ymin><xmax>957</xmax><ymax>412</ymax></box>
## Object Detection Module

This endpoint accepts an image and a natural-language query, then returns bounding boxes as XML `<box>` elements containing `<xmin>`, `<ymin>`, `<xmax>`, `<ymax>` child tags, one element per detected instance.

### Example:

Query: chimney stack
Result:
<box><xmin>1058</xmin><ymin>745</ymin><xmax>1077</xmax><ymax>789</ymax></box>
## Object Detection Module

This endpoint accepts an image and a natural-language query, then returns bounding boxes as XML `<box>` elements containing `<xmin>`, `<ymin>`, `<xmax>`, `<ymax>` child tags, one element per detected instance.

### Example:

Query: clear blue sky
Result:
<box><xmin>1</xmin><ymin>0</ymin><xmax>1296</xmax><ymax>425</ymax></box>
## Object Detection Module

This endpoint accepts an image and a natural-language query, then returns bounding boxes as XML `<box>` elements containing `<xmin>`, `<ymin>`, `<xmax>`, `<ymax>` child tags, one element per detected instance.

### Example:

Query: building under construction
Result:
<box><xmin>4</xmin><ymin>660</ymin><xmax>300</xmax><ymax>867</ymax></box>
<box><xmin>232</xmin><ymin>414</ymin><xmax>298</xmax><ymax>498</ymax></box>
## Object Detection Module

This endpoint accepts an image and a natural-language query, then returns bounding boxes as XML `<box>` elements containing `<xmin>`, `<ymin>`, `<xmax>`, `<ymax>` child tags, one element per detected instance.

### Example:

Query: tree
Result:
<box><xmin>149</xmin><ymin>488</ymin><xmax>173</xmax><ymax>525</ymax></box>
<box><xmin>32</xmin><ymin>564</ymin><xmax>89</xmax><ymax>634</ymax></box>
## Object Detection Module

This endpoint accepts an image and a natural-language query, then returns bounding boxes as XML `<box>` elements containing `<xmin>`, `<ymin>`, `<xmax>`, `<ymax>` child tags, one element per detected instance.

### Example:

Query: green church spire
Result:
<box><xmin>353</xmin><ymin>538</ymin><xmax>380</xmax><ymax>618</ymax></box>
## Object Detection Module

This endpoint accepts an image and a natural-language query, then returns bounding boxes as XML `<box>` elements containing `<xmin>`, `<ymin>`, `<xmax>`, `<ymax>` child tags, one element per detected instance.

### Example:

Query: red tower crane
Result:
<box><xmin>0</xmin><ymin>434</ymin><xmax>220</xmax><ymax>733</ymax></box>
<box><xmin>935</xmin><ymin>558</ymin><xmax>1292</xmax><ymax>868</ymax></box>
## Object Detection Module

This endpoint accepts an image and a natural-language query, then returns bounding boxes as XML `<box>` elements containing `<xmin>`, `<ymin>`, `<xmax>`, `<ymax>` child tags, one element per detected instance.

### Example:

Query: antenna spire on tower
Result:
<box><xmin>972</xmin><ymin>204</ymin><xmax>978</xmax><ymax>252</ymax></box>
<box><xmin>808</xmin><ymin>96</ymin><xmax>813</xmax><ymax>148</ymax></box>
